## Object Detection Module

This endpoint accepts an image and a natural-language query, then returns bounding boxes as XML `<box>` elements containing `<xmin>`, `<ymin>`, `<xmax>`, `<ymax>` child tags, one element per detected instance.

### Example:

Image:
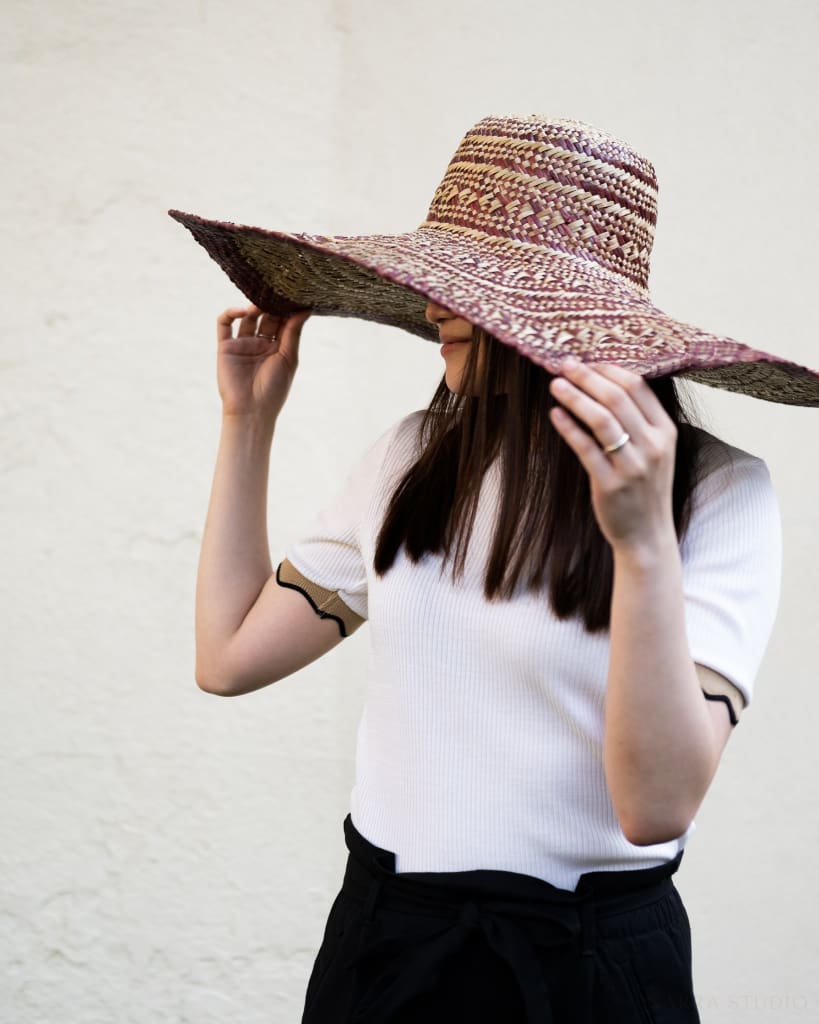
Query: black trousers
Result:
<box><xmin>302</xmin><ymin>815</ymin><xmax>700</xmax><ymax>1024</ymax></box>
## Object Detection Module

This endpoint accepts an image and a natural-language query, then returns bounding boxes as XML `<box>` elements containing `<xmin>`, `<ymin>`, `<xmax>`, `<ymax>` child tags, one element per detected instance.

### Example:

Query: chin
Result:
<box><xmin>444</xmin><ymin>373</ymin><xmax>466</xmax><ymax>395</ymax></box>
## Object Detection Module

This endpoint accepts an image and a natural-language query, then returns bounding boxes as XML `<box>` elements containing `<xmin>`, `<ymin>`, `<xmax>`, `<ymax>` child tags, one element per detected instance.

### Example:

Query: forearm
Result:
<box><xmin>195</xmin><ymin>413</ymin><xmax>276</xmax><ymax>677</ymax></box>
<box><xmin>604</xmin><ymin>530</ymin><xmax>717</xmax><ymax>845</ymax></box>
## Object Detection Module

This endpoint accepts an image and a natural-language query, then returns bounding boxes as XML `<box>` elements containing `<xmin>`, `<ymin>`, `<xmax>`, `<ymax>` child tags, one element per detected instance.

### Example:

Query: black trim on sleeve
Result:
<box><xmin>275</xmin><ymin>563</ymin><xmax>348</xmax><ymax>638</ymax></box>
<box><xmin>702</xmin><ymin>690</ymin><xmax>739</xmax><ymax>727</ymax></box>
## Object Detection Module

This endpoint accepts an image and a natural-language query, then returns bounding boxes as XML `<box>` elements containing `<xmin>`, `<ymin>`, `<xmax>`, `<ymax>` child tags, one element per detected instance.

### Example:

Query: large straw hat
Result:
<box><xmin>169</xmin><ymin>114</ymin><xmax>819</xmax><ymax>406</ymax></box>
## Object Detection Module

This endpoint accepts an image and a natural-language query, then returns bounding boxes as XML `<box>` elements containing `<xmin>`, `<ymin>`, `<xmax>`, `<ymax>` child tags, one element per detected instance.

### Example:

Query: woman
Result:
<box><xmin>180</xmin><ymin>116</ymin><xmax>817</xmax><ymax>1022</ymax></box>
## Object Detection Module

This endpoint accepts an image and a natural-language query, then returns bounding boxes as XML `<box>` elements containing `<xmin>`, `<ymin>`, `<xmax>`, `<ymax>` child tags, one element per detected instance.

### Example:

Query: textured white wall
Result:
<box><xmin>2</xmin><ymin>0</ymin><xmax>818</xmax><ymax>1021</ymax></box>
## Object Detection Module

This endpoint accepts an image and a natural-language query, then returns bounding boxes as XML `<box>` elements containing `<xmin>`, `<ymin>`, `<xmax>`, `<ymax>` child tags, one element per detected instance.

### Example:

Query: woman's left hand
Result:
<box><xmin>548</xmin><ymin>358</ymin><xmax>678</xmax><ymax>552</ymax></box>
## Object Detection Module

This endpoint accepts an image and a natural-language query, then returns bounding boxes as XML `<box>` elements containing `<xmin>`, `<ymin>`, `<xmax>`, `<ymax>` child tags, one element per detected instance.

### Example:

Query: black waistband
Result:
<box><xmin>343</xmin><ymin>813</ymin><xmax>683</xmax><ymax>906</ymax></box>
<box><xmin>339</xmin><ymin>815</ymin><xmax>685</xmax><ymax>1024</ymax></box>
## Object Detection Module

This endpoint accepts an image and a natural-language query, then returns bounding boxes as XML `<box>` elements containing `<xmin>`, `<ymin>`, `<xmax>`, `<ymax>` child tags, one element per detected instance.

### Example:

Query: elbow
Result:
<box><xmin>607</xmin><ymin>757</ymin><xmax>714</xmax><ymax>848</ymax></box>
<box><xmin>195</xmin><ymin>656</ymin><xmax>244</xmax><ymax>696</ymax></box>
<box><xmin>622</xmin><ymin>821</ymin><xmax>691</xmax><ymax>847</ymax></box>
<box><xmin>194</xmin><ymin>656</ymin><xmax>278</xmax><ymax>697</ymax></box>
<box><xmin>195</xmin><ymin>664</ymin><xmax>233</xmax><ymax>696</ymax></box>
<box><xmin>619</xmin><ymin>809</ymin><xmax>694</xmax><ymax>847</ymax></box>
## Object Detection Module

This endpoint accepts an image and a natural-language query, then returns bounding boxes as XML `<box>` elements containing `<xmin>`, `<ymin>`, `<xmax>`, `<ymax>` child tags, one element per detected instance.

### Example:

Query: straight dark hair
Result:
<box><xmin>374</xmin><ymin>326</ymin><xmax>709</xmax><ymax>632</ymax></box>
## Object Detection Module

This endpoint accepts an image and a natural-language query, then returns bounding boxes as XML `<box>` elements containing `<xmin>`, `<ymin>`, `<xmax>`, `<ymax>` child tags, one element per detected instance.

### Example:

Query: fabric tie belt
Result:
<box><xmin>340</xmin><ymin>815</ymin><xmax>683</xmax><ymax>1024</ymax></box>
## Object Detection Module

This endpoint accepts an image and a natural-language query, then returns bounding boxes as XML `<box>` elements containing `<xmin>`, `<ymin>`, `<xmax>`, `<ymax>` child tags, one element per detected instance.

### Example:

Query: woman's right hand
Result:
<box><xmin>216</xmin><ymin>305</ymin><xmax>311</xmax><ymax>421</ymax></box>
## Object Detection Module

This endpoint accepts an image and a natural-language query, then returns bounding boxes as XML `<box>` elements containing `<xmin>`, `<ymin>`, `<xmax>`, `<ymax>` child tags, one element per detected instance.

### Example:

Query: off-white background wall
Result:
<box><xmin>2</xmin><ymin>1</ymin><xmax>817</xmax><ymax>1021</ymax></box>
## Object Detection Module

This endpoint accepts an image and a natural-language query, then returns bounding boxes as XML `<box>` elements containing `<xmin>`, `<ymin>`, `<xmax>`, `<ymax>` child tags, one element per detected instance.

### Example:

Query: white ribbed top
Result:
<box><xmin>285</xmin><ymin>411</ymin><xmax>782</xmax><ymax>889</ymax></box>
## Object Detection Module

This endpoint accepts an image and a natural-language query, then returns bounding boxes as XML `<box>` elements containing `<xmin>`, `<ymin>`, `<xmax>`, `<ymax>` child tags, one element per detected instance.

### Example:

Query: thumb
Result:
<box><xmin>277</xmin><ymin>309</ymin><xmax>311</xmax><ymax>365</ymax></box>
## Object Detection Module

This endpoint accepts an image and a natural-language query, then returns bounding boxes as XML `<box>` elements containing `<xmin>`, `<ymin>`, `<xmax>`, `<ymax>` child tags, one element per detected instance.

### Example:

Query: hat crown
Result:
<box><xmin>424</xmin><ymin>115</ymin><xmax>658</xmax><ymax>292</ymax></box>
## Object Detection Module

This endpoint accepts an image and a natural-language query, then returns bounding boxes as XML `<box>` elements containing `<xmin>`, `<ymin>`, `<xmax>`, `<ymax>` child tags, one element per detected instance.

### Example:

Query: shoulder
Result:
<box><xmin>338</xmin><ymin>409</ymin><xmax>426</xmax><ymax>505</ymax></box>
<box><xmin>681</xmin><ymin>426</ymin><xmax>781</xmax><ymax>552</ymax></box>
<box><xmin>679</xmin><ymin>427</ymin><xmax>783</xmax><ymax>709</ymax></box>
<box><xmin>688</xmin><ymin>425</ymin><xmax>777</xmax><ymax>504</ymax></box>
<box><xmin>372</xmin><ymin>408</ymin><xmax>427</xmax><ymax>475</ymax></box>
<box><xmin>350</xmin><ymin>409</ymin><xmax>425</xmax><ymax>468</ymax></box>
<box><xmin>386</xmin><ymin>408</ymin><xmax>426</xmax><ymax>449</ymax></box>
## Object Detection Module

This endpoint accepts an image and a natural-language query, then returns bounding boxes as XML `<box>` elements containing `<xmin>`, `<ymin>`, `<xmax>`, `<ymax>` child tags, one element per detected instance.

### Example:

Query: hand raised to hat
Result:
<box><xmin>216</xmin><ymin>305</ymin><xmax>311</xmax><ymax>421</ymax></box>
<box><xmin>548</xmin><ymin>359</ymin><xmax>678</xmax><ymax>553</ymax></box>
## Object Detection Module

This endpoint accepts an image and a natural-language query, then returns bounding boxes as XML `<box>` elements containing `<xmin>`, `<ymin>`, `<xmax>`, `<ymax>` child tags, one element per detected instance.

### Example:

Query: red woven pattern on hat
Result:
<box><xmin>424</xmin><ymin>116</ymin><xmax>658</xmax><ymax>292</ymax></box>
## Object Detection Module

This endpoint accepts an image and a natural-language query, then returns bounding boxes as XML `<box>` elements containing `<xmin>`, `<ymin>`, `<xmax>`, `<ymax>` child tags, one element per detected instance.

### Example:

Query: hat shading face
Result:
<box><xmin>170</xmin><ymin>115</ymin><xmax>819</xmax><ymax>407</ymax></box>
<box><xmin>426</xmin><ymin>299</ymin><xmax>486</xmax><ymax>396</ymax></box>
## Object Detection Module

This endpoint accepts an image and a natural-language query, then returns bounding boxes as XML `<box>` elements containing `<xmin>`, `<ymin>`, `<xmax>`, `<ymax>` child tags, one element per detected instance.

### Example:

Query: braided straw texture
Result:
<box><xmin>169</xmin><ymin>115</ymin><xmax>819</xmax><ymax>406</ymax></box>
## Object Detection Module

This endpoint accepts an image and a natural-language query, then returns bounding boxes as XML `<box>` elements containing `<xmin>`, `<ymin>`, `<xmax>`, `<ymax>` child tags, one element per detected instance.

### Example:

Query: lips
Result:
<box><xmin>440</xmin><ymin>340</ymin><xmax>471</xmax><ymax>356</ymax></box>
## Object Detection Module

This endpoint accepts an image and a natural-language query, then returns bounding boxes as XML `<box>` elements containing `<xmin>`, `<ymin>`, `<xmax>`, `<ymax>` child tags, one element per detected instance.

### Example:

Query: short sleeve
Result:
<box><xmin>680</xmin><ymin>445</ymin><xmax>783</xmax><ymax>709</ymax></box>
<box><xmin>281</xmin><ymin>414</ymin><xmax>418</xmax><ymax>628</ymax></box>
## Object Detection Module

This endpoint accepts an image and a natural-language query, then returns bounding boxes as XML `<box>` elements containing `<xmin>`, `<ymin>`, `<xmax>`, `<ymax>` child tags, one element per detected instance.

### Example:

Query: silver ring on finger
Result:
<box><xmin>603</xmin><ymin>431</ymin><xmax>630</xmax><ymax>454</ymax></box>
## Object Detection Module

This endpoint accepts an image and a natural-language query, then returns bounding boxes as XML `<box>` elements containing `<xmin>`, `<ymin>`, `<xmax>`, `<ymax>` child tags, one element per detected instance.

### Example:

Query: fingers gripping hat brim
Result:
<box><xmin>168</xmin><ymin>113</ymin><xmax>819</xmax><ymax>407</ymax></box>
<box><xmin>169</xmin><ymin>212</ymin><xmax>438</xmax><ymax>340</ymax></box>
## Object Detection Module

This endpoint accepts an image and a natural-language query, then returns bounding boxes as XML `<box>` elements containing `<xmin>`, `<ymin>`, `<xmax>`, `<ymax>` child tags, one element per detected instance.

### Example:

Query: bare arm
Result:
<box><xmin>604</xmin><ymin>538</ymin><xmax>736</xmax><ymax>845</ymax></box>
<box><xmin>194</xmin><ymin>306</ymin><xmax>344</xmax><ymax>696</ymax></box>
<box><xmin>548</xmin><ymin>357</ymin><xmax>742</xmax><ymax>846</ymax></box>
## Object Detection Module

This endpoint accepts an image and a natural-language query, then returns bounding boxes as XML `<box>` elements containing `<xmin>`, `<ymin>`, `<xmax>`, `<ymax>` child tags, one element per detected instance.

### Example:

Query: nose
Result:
<box><xmin>424</xmin><ymin>300</ymin><xmax>453</xmax><ymax>326</ymax></box>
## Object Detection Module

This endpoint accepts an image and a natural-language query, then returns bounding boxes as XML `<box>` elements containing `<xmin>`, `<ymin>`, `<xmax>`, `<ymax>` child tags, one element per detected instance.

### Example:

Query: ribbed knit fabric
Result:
<box><xmin>284</xmin><ymin>411</ymin><xmax>782</xmax><ymax>890</ymax></box>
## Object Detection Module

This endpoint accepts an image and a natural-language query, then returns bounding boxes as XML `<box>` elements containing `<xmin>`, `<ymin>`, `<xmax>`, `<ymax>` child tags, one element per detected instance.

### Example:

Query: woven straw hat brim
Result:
<box><xmin>169</xmin><ymin>209</ymin><xmax>819</xmax><ymax>407</ymax></box>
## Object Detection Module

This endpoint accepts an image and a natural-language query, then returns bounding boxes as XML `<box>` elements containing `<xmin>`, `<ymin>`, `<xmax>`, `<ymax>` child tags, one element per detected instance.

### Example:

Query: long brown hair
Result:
<box><xmin>373</xmin><ymin>327</ymin><xmax>708</xmax><ymax>632</ymax></box>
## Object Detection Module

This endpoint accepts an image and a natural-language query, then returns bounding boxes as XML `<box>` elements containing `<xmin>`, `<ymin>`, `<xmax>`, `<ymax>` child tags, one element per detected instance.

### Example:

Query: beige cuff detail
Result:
<box><xmin>695</xmin><ymin>663</ymin><xmax>745</xmax><ymax>724</ymax></box>
<box><xmin>276</xmin><ymin>559</ymin><xmax>365</xmax><ymax>638</ymax></box>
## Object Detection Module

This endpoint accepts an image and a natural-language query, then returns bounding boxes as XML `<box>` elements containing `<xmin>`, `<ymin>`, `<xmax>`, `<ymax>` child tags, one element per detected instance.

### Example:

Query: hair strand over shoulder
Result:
<box><xmin>374</xmin><ymin>329</ymin><xmax>708</xmax><ymax>632</ymax></box>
